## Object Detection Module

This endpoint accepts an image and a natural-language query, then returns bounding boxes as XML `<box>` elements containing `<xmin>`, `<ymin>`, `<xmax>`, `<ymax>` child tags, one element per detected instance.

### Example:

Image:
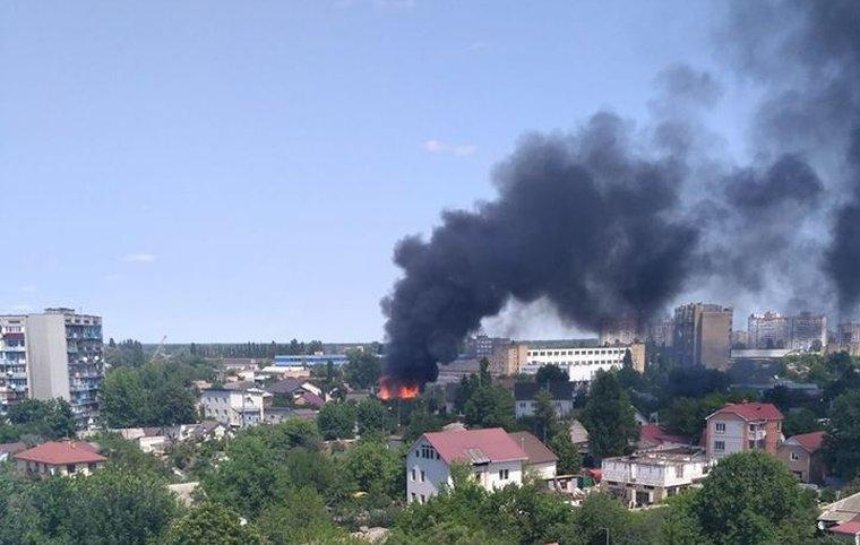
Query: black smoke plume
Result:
<box><xmin>382</xmin><ymin>0</ymin><xmax>860</xmax><ymax>385</ymax></box>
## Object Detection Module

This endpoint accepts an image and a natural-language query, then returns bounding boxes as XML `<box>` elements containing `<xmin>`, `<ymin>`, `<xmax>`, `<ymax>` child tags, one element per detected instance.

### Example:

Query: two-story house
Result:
<box><xmin>509</xmin><ymin>431</ymin><xmax>558</xmax><ymax>479</ymax></box>
<box><xmin>601</xmin><ymin>447</ymin><xmax>711</xmax><ymax>507</ymax></box>
<box><xmin>199</xmin><ymin>387</ymin><xmax>273</xmax><ymax>428</ymax></box>
<box><xmin>777</xmin><ymin>430</ymin><xmax>827</xmax><ymax>484</ymax></box>
<box><xmin>514</xmin><ymin>382</ymin><xmax>575</xmax><ymax>419</ymax></box>
<box><xmin>406</xmin><ymin>428</ymin><xmax>528</xmax><ymax>504</ymax></box>
<box><xmin>705</xmin><ymin>402</ymin><xmax>783</xmax><ymax>460</ymax></box>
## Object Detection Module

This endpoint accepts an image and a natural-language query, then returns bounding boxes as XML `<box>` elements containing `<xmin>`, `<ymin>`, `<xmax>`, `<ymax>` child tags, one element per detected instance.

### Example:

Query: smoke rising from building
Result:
<box><xmin>381</xmin><ymin>0</ymin><xmax>860</xmax><ymax>386</ymax></box>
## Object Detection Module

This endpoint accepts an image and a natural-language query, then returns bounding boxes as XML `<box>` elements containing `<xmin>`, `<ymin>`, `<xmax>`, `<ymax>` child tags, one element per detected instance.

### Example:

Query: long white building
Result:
<box><xmin>517</xmin><ymin>342</ymin><xmax>645</xmax><ymax>383</ymax></box>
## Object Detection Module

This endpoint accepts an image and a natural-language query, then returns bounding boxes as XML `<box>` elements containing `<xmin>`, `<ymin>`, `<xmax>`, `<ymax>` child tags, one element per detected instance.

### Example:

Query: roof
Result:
<box><xmin>297</xmin><ymin>391</ymin><xmax>326</xmax><ymax>408</ymax></box>
<box><xmin>15</xmin><ymin>441</ymin><xmax>107</xmax><ymax>465</ymax></box>
<box><xmin>706</xmin><ymin>402</ymin><xmax>783</xmax><ymax>422</ymax></box>
<box><xmin>569</xmin><ymin>420</ymin><xmax>589</xmax><ymax>445</ymax></box>
<box><xmin>785</xmin><ymin>431</ymin><xmax>826</xmax><ymax>453</ymax></box>
<box><xmin>830</xmin><ymin>521</ymin><xmax>860</xmax><ymax>536</ymax></box>
<box><xmin>821</xmin><ymin>493</ymin><xmax>860</xmax><ymax>523</ymax></box>
<box><xmin>514</xmin><ymin>382</ymin><xmax>575</xmax><ymax>401</ymax></box>
<box><xmin>639</xmin><ymin>424</ymin><xmax>687</xmax><ymax>446</ymax></box>
<box><xmin>421</xmin><ymin>428</ymin><xmax>528</xmax><ymax>465</ymax></box>
<box><xmin>508</xmin><ymin>431</ymin><xmax>558</xmax><ymax>465</ymax></box>
<box><xmin>266</xmin><ymin>377</ymin><xmax>305</xmax><ymax>394</ymax></box>
<box><xmin>0</xmin><ymin>442</ymin><xmax>27</xmax><ymax>456</ymax></box>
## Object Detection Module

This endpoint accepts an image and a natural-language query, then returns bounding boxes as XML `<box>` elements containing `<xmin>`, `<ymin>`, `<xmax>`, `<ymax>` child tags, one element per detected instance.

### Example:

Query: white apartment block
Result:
<box><xmin>602</xmin><ymin>449</ymin><xmax>711</xmax><ymax>508</ymax></box>
<box><xmin>517</xmin><ymin>343</ymin><xmax>644</xmax><ymax>383</ymax></box>
<box><xmin>0</xmin><ymin>309</ymin><xmax>104</xmax><ymax>428</ymax></box>
<box><xmin>199</xmin><ymin>387</ymin><xmax>272</xmax><ymax>428</ymax></box>
<box><xmin>406</xmin><ymin>428</ymin><xmax>527</xmax><ymax>504</ymax></box>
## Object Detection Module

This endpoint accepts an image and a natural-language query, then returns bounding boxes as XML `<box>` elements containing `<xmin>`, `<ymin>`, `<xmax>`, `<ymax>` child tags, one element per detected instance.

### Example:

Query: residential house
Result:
<box><xmin>820</xmin><ymin>492</ymin><xmax>860</xmax><ymax>537</ymax></box>
<box><xmin>509</xmin><ymin>431</ymin><xmax>558</xmax><ymax>479</ymax></box>
<box><xmin>601</xmin><ymin>447</ymin><xmax>711</xmax><ymax>507</ymax></box>
<box><xmin>514</xmin><ymin>382</ymin><xmax>575</xmax><ymax>419</ymax></box>
<box><xmin>638</xmin><ymin>424</ymin><xmax>688</xmax><ymax>452</ymax></box>
<box><xmin>264</xmin><ymin>407</ymin><xmax>317</xmax><ymax>425</ymax></box>
<box><xmin>569</xmin><ymin>419</ymin><xmax>590</xmax><ymax>453</ymax></box>
<box><xmin>406</xmin><ymin>428</ymin><xmax>527</xmax><ymax>503</ymax></box>
<box><xmin>704</xmin><ymin>402</ymin><xmax>783</xmax><ymax>460</ymax></box>
<box><xmin>15</xmin><ymin>440</ymin><xmax>106</xmax><ymax>477</ymax></box>
<box><xmin>199</xmin><ymin>387</ymin><xmax>272</xmax><ymax>428</ymax></box>
<box><xmin>778</xmin><ymin>431</ymin><xmax>827</xmax><ymax>484</ymax></box>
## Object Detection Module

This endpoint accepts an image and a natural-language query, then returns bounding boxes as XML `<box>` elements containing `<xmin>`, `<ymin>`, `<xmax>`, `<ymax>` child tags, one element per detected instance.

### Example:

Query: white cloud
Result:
<box><xmin>11</xmin><ymin>304</ymin><xmax>33</xmax><ymax>313</ymax></box>
<box><xmin>123</xmin><ymin>253</ymin><xmax>157</xmax><ymax>263</ymax></box>
<box><xmin>423</xmin><ymin>139</ymin><xmax>477</xmax><ymax>157</ymax></box>
<box><xmin>19</xmin><ymin>285</ymin><xmax>37</xmax><ymax>294</ymax></box>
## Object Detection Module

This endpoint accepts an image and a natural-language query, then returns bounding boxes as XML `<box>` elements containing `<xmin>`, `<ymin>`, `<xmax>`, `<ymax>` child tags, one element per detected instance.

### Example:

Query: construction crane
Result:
<box><xmin>150</xmin><ymin>335</ymin><xmax>168</xmax><ymax>363</ymax></box>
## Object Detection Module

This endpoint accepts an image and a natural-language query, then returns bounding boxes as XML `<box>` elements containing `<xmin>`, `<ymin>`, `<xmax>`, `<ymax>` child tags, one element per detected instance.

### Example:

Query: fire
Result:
<box><xmin>378</xmin><ymin>377</ymin><xmax>420</xmax><ymax>401</ymax></box>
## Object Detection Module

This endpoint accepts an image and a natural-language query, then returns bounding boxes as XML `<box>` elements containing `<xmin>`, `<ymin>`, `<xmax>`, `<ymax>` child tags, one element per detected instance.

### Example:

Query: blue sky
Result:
<box><xmin>1</xmin><ymin>1</ymin><xmax>753</xmax><ymax>342</ymax></box>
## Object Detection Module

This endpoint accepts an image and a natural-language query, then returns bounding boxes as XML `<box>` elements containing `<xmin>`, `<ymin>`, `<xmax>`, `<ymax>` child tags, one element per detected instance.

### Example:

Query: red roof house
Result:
<box><xmin>778</xmin><ymin>430</ymin><xmax>827</xmax><ymax>484</ymax></box>
<box><xmin>638</xmin><ymin>424</ymin><xmax>688</xmax><ymax>450</ymax></box>
<box><xmin>14</xmin><ymin>440</ymin><xmax>107</xmax><ymax>477</ymax></box>
<box><xmin>406</xmin><ymin>428</ymin><xmax>528</xmax><ymax>504</ymax></box>
<box><xmin>704</xmin><ymin>402</ymin><xmax>784</xmax><ymax>459</ymax></box>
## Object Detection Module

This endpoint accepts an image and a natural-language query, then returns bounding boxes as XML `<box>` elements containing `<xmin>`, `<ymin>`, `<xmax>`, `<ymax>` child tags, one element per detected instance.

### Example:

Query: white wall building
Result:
<box><xmin>199</xmin><ymin>387</ymin><xmax>272</xmax><ymax>428</ymax></box>
<box><xmin>518</xmin><ymin>344</ymin><xmax>640</xmax><ymax>383</ymax></box>
<box><xmin>406</xmin><ymin>428</ymin><xmax>527</xmax><ymax>504</ymax></box>
<box><xmin>602</xmin><ymin>449</ymin><xmax>711</xmax><ymax>507</ymax></box>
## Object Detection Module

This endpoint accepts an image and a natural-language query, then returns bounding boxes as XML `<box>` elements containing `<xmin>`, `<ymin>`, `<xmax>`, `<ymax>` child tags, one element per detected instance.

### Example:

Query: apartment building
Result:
<box><xmin>704</xmin><ymin>402</ymin><xmax>783</xmax><ymax>460</ymax></box>
<box><xmin>747</xmin><ymin>311</ymin><xmax>827</xmax><ymax>351</ymax></box>
<box><xmin>674</xmin><ymin>303</ymin><xmax>733</xmax><ymax>370</ymax></box>
<box><xmin>0</xmin><ymin>309</ymin><xmax>104</xmax><ymax>428</ymax></box>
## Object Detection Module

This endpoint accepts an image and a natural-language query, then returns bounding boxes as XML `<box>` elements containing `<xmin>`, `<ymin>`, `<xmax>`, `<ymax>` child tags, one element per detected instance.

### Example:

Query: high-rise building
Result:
<box><xmin>0</xmin><ymin>308</ymin><xmax>104</xmax><ymax>428</ymax></box>
<box><xmin>647</xmin><ymin>318</ymin><xmax>674</xmax><ymax>348</ymax></box>
<box><xmin>748</xmin><ymin>312</ymin><xmax>790</xmax><ymax>349</ymax></box>
<box><xmin>789</xmin><ymin>312</ymin><xmax>827</xmax><ymax>351</ymax></box>
<box><xmin>673</xmin><ymin>303</ymin><xmax>733</xmax><ymax>370</ymax></box>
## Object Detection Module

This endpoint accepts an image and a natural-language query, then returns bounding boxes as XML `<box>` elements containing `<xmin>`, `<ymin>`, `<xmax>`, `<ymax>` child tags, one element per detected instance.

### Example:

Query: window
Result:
<box><xmin>420</xmin><ymin>445</ymin><xmax>436</xmax><ymax>459</ymax></box>
<box><xmin>66</xmin><ymin>464</ymin><xmax>76</xmax><ymax>474</ymax></box>
<box><xmin>675</xmin><ymin>465</ymin><xmax>684</xmax><ymax>478</ymax></box>
<box><xmin>748</xmin><ymin>424</ymin><xmax>755</xmax><ymax>432</ymax></box>
<box><xmin>411</xmin><ymin>469</ymin><xmax>416</xmax><ymax>481</ymax></box>
<box><xmin>420</xmin><ymin>495</ymin><xmax>425</xmax><ymax>504</ymax></box>
<box><xmin>499</xmin><ymin>469</ymin><xmax>509</xmax><ymax>480</ymax></box>
<box><xmin>714</xmin><ymin>441</ymin><xmax>725</xmax><ymax>452</ymax></box>
<box><xmin>420</xmin><ymin>470</ymin><xmax>425</xmax><ymax>482</ymax></box>
<box><xmin>519</xmin><ymin>402</ymin><xmax>526</xmax><ymax>408</ymax></box>
<box><xmin>411</xmin><ymin>493</ymin><xmax>417</xmax><ymax>502</ymax></box>
<box><xmin>790</xmin><ymin>452</ymin><xmax>800</xmax><ymax>462</ymax></box>
<box><xmin>88</xmin><ymin>462</ymin><xmax>97</xmax><ymax>471</ymax></box>
<box><xmin>715</xmin><ymin>422</ymin><xmax>726</xmax><ymax>434</ymax></box>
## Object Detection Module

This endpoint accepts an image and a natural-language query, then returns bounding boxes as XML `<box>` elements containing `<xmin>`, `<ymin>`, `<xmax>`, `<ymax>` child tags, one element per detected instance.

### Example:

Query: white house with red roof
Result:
<box><xmin>705</xmin><ymin>402</ymin><xmax>784</xmax><ymax>460</ymax></box>
<box><xmin>14</xmin><ymin>440</ymin><xmax>106</xmax><ymax>477</ymax></box>
<box><xmin>406</xmin><ymin>428</ymin><xmax>528</xmax><ymax>503</ymax></box>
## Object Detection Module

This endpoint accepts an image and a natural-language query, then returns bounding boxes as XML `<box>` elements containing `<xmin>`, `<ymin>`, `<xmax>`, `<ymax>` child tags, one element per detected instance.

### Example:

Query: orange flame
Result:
<box><xmin>378</xmin><ymin>377</ymin><xmax>420</xmax><ymax>401</ymax></box>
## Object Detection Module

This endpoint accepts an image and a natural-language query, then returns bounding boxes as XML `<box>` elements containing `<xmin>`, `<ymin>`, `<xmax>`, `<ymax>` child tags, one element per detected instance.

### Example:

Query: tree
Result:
<box><xmin>464</xmin><ymin>385</ymin><xmax>515</xmax><ymax>430</ymax></box>
<box><xmin>7</xmin><ymin>398</ymin><xmax>76</xmax><ymax>440</ymax></box>
<box><xmin>161</xmin><ymin>502</ymin><xmax>263</xmax><ymax>545</ymax></box>
<box><xmin>581</xmin><ymin>370</ymin><xmax>638</xmax><ymax>458</ymax></box>
<box><xmin>535</xmin><ymin>364</ymin><xmax>568</xmax><ymax>385</ymax></box>
<box><xmin>344</xmin><ymin>349</ymin><xmax>382</xmax><ymax>390</ymax></box>
<box><xmin>356</xmin><ymin>398</ymin><xmax>392</xmax><ymax>436</ymax></box>
<box><xmin>404</xmin><ymin>406</ymin><xmax>443</xmax><ymax>443</ymax></box>
<box><xmin>342</xmin><ymin>439</ymin><xmax>403</xmax><ymax>500</ymax></box>
<box><xmin>26</xmin><ymin>467</ymin><xmax>177</xmax><ymax>545</ymax></box>
<box><xmin>104</xmin><ymin>339</ymin><xmax>147</xmax><ymax>368</ymax></box>
<box><xmin>532</xmin><ymin>390</ymin><xmax>558</xmax><ymax>443</ymax></box>
<box><xmin>317</xmin><ymin>402</ymin><xmax>356</xmax><ymax>440</ymax></box>
<box><xmin>100</xmin><ymin>361</ymin><xmax>198</xmax><ymax>428</ymax></box>
<box><xmin>257</xmin><ymin>488</ymin><xmax>348</xmax><ymax>544</ymax></box>
<box><xmin>783</xmin><ymin>408</ymin><xmax>822</xmax><ymax>437</ymax></box>
<box><xmin>201</xmin><ymin>435</ymin><xmax>290</xmax><ymax>519</ymax></box>
<box><xmin>824</xmin><ymin>390</ymin><xmax>860</xmax><ymax>479</ymax></box>
<box><xmin>691</xmin><ymin>451</ymin><xmax>818</xmax><ymax>545</ymax></box>
<box><xmin>548</xmin><ymin>429</ymin><xmax>582</xmax><ymax>475</ymax></box>
<box><xmin>100</xmin><ymin>367</ymin><xmax>145</xmax><ymax>428</ymax></box>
